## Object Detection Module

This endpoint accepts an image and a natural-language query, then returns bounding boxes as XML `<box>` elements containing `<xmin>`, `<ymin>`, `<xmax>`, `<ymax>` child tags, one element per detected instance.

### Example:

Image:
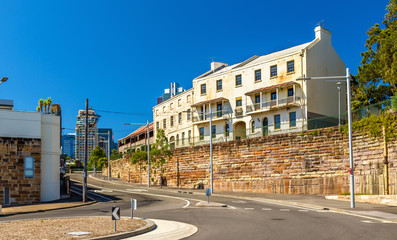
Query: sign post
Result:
<box><xmin>131</xmin><ymin>199</ymin><xmax>137</xmax><ymax>219</ymax></box>
<box><xmin>205</xmin><ymin>188</ymin><xmax>211</xmax><ymax>203</ymax></box>
<box><xmin>112</xmin><ymin>205</ymin><xmax>120</xmax><ymax>232</ymax></box>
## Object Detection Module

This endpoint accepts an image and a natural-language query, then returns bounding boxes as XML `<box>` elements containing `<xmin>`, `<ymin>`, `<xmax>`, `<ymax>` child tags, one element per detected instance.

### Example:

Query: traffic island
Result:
<box><xmin>0</xmin><ymin>217</ymin><xmax>155</xmax><ymax>240</ymax></box>
<box><xmin>195</xmin><ymin>201</ymin><xmax>227</xmax><ymax>207</ymax></box>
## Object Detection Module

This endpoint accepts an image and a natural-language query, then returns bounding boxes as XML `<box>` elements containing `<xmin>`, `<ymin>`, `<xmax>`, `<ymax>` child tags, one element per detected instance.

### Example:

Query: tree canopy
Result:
<box><xmin>89</xmin><ymin>145</ymin><xmax>107</xmax><ymax>168</ymax></box>
<box><xmin>354</xmin><ymin>0</ymin><xmax>397</xmax><ymax>108</ymax></box>
<box><xmin>150</xmin><ymin>129</ymin><xmax>172</xmax><ymax>184</ymax></box>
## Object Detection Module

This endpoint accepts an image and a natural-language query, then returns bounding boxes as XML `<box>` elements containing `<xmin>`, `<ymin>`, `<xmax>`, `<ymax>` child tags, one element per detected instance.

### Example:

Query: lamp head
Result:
<box><xmin>1</xmin><ymin>77</ymin><xmax>8</xmax><ymax>83</ymax></box>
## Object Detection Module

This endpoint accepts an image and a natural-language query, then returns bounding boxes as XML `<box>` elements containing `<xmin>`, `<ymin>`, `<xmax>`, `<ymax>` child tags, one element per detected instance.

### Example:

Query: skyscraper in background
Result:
<box><xmin>62</xmin><ymin>133</ymin><xmax>75</xmax><ymax>158</ymax></box>
<box><xmin>97</xmin><ymin>128</ymin><xmax>117</xmax><ymax>157</ymax></box>
<box><xmin>75</xmin><ymin>109</ymin><xmax>98</xmax><ymax>162</ymax></box>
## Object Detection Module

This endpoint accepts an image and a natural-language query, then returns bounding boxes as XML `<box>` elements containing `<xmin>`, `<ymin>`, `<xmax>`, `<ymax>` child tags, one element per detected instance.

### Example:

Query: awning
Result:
<box><xmin>191</xmin><ymin>97</ymin><xmax>228</xmax><ymax>107</ymax></box>
<box><xmin>245</xmin><ymin>81</ymin><xmax>299</xmax><ymax>95</ymax></box>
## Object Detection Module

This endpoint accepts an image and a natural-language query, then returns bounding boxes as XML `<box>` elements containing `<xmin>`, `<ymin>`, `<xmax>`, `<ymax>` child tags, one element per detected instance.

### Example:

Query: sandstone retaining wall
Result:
<box><xmin>104</xmin><ymin>127</ymin><xmax>397</xmax><ymax>195</ymax></box>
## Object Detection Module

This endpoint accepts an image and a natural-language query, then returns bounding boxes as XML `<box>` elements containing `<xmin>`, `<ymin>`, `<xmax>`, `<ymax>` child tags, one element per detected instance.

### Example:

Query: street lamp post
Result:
<box><xmin>124</xmin><ymin>121</ymin><xmax>150</xmax><ymax>187</ymax></box>
<box><xmin>337</xmin><ymin>82</ymin><xmax>342</xmax><ymax>126</ymax></box>
<box><xmin>297</xmin><ymin>68</ymin><xmax>355</xmax><ymax>208</ymax></box>
<box><xmin>209</xmin><ymin>106</ymin><xmax>213</xmax><ymax>194</ymax></box>
<box><xmin>0</xmin><ymin>77</ymin><xmax>8</xmax><ymax>86</ymax></box>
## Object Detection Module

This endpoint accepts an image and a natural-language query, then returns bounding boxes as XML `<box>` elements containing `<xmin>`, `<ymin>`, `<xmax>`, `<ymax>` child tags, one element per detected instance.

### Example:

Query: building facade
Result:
<box><xmin>153</xmin><ymin>26</ymin><xmax>346</xmax><ymax>148</ymax></box>
<box><xmin>118</xmin><ymin>123</ymin><xmax>154</xmax><ymax>153</ymax></box>
<box><xmin>62</xmin><ymin>133</ymin><xmax>75</xmax><ymax>159</ymax></box>
<box><xmin>98</xmin><ymin>128</ymin><xmax>117</xmax><ymax>157</ymax></box>
<box><xmin>75</xmin><ymin>109</ymin><xmax>98</xmax><ymax>162</ymax></box>
<box><xmin>0</xmin><ymin>108</ymin><xmax>60</xmax><ymax>205</ymax></box>
<box><xmin>153</xmin><ymin>88</ymin><xmax>194</xmax><ymax>149</ymax></box>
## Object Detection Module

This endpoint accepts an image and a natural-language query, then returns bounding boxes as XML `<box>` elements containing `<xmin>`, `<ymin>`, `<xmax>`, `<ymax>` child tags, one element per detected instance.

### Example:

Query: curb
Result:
<box><xmin>0</xmin><ymin>201</ymin><xmax>97</xmax><ymax>217</ymax></box>
<box><xmin>87</xmin><ymin>219</ymin><xmax>155</xmax><ymax>240</ymax></box>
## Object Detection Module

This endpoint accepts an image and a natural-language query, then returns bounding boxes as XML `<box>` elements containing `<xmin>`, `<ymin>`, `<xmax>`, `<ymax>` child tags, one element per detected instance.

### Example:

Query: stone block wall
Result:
<box><xmin>0</xmin><ymin>137</ymin><xmax>41</xmax><ymax>205</ymax></box>
<box><xmin>105</xmin><ymin>126</ymin><xmax>397</xmax><ymax>195</ymax></box>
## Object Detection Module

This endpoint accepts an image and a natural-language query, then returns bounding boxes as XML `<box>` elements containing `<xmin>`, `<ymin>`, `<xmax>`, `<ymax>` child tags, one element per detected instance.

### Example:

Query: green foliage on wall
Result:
<box><xmin>340</xmin><ymin>112</ymin><xmax>397</xmax><ymax>142</ymax></box>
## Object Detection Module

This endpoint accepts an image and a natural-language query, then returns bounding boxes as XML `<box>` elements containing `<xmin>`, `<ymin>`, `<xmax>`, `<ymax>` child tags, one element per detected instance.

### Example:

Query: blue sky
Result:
<box><xmin>0</xmin><ymin>0</ymin><xmax>390</xmax><ymax>141</ymax></box>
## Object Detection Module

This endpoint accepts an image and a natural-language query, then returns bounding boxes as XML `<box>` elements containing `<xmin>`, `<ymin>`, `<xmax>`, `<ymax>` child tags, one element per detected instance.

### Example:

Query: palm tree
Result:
<box><xmin>36</xmin><ymin>106</ymin><xmax>40</xmax><ymax>112</ymax></box>
<box><xmin>43</xmin><ymin>100</ymin><xmax>48</xmax><ymax>114</ymax></box>
<box><xmin>46</xmin><ymin>97</ymin><xmax>52</xmax><ymax>113</ymax></box>
<box><xmin>38</xmin><ymin>99</ymin><xmax>44</xmax><ymax>113</ymax></box>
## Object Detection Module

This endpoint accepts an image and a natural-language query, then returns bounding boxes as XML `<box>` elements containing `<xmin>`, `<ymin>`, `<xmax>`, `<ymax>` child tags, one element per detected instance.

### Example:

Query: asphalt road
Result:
<box><xmin>2</xmin><ymin>174</ymin><xmax>397</xmax><ymax>240</ymax></box>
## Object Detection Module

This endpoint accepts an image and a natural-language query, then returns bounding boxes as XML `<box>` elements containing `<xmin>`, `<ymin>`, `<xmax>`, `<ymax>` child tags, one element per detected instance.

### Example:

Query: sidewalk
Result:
<box><xmin>0</xmin><ymin>193</ymin><xmax>95</xmax><ymax>216</ymax></box>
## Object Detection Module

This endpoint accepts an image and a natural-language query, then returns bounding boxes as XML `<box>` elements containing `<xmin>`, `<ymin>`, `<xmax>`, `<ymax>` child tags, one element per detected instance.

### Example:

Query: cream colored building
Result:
<box><xmin>154</xmin><ymin>26</ymin><xmax>346</xmax><ymax>147</ymax></box>
<box><xmin>153</xmin><ymin>88</ymin><xmax>194</xmax><ymax>149</ymax></box>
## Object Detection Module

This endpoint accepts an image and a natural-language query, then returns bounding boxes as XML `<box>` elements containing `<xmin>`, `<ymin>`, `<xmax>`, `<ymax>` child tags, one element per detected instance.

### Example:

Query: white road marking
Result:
<box><xmin>183</xmin><ymin>200</ymin><xmax>191</xmax><ymax>208</ymax></box>
<box><xmin>244</xmin><ymin>208</ymin><xmax>254</xmax><ymax>210</ymax></box>
<box><xmin>298</xmin><ymin>210</ymin><xmax>309</xmax><ymax>212</ymax></box>
<box><xmin>361</xmin><ymin>220</ymin><xmax>374</xmax><ymax>223</ymax></box>
<box><xmin>228</xmin><ymin>205</ymin><xmax>237</xmax><ymax>209</ymax></box>
<box><xmin>127</xmin><ymin>189</ymin><xmax>148</xmax><ymax>192</ymax></box>
<box><xmin>316</xmin><ymin>210</ymin><xmax>329</xmax><ymax>213</ymax></box>
<box><xmin>262</xmin><ymin>208</ymin><xmax>272</xmax><ymax>211</ymax></box>
<box><xmin>280</xmin><ymin>209</ymin><xmax>290</xmax><ymax>211</ymax></box>
<box><xmin>232</xmin><ymin>200</ymin><xmax>246</xmax><ymax>203</ymax></box>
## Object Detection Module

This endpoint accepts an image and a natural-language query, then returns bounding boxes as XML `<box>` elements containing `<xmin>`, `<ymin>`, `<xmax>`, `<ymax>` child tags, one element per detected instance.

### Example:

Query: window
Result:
<box><xmin>156</xmin><ymin>110</ymin><xmax>159</xmax><ymax>116</ymax></box>
<box><xmin>163</xmin><ymin>106</ymin><xmax>166</xmax><ymax>113</ymax></box>
<box><xmin>170</xmin><ymin>103</ymin><xmax>174</xmax><ymax>110</ymax></box>
<box><xmin>270</xmin><ymin>65</ymin><xmax>277</xmax><ymax>77</ymax></box>
<box><xmin>290</xmin><ymin>112</ymin><xmax>296</xmax><ymax>127</ymax></box>
<box><xmin>199</xmin><ymin>127</ymin><xmax>204</xmax><ymax>140</ymax></box>
<box><xmin>211</xmin><ymin>125</ymin><xmax>216</xmax><ymax>138</ymax></box>
<box><xmin>287</xmin><ymin>60</ymin><xmax>295</xmax><ymax>73</ymax></box>
<box><xmin>163</xmin><ymin>119</ymin><xmax>167</xmax><ymax>129</ymax></box>
<box><xmin>255</xmin><ymin>95</ymin><xmax>260</xmax><ymax>104</ymax></box>
<box><xmin>274</xmin><ymin>115</ymin><xmax>281</xmax><ymax>130</ymax></box>
<box><xmin>188</xmin><ymin>130</ymin><xmax>192</xmax><ymax>143</ymax></box>
<box><xmin>235</xmin><ymin>75</ymin><xmax>242</xmax><ymax>86</ymax></box>
<box><xmin>182</xmin><ymin>132</ymin><xmax>185</xmax><ymax>144</ymax></box>
<box><xmin>187</xmin><ymin>95</ymin><xmax>191</xmax><ymax>102</ymax></box>
<box><xmin>156</xmin><ymin>121</ymin><xmax>159</xmax><ymax>130</ymax></box>
<box><xmin>187</xmin><ymin>109</ymin><xmax>191</xmax><ymax>121</ymax></box>
<box><xmin>251</xmin><ymin>121</ymin><xmax>255</xmax><ymax>133</ymax></box>
<box><xmin>225</xmin><ymin>124</ymin><xmax>230</xmax><ymax>137</ymax></box>
<box><xmin>178</xmin><ymin>112</ymin><xmax>182</xmax><ymax>124</ymax></box>
<box><xmin>271</xmin><ymin>92</ymin><xmax>277</xmax><ymax>100</ymax></box>
<box><xmin>201</xmin><ymin>84</ymin><xmax>206</xmax><ymax>94</ymax></box>
<box><xmin>170</xmin><ymin>116</ymin><xmax>174</xmax><ymax>127</ymax></box>
<box><xmin>236</xmin><ymin>97</ymin><xmax>242</xmax><ymax>107</ymax></box>
<box><xmin>216</xmin><ymin>80</ymin><xmax>222</xmax><ymax>91</ymax></box>
<box><xmin>24</xmin><ymin>156</ymin><xmax>34</xmax><ymax>178</ymax></box>
<box><xmin>178</xmin><ymin>99</ymin><xmax>181</xmax><ymax>107</ymax></box>
<box><xmin>176</xmin><ymin>134</ymin><xmax>179</xmax><ymax>145</ymax></box>
<box><xmin>288</xmin><ymin>88</ymin><xmax>294</xmax><ymax>97</ymax></box>
<box><xmin>255</xmin><ymin>69</ymin><xmax>261</xmax><ymax>81</ymax></box>
<box><xmin>217</xmin><ymin>104</ymin><xmax>222</xmax><ymax>117</ymax></box>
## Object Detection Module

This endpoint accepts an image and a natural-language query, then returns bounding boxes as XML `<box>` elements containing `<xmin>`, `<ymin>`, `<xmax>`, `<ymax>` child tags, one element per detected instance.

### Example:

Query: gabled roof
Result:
<box><xmin>194</xmin><ymin>41</ymin><xmax>314</xmax><ymax>80</ymax></box>
<box><xmin>191</xmin><ymin>97</ymin><xmax>228</xmax><ymax>107</ymax></box>
<box><xmin>120</xmin><ymin>122</ymin><xmax>154</xmax><ymax>140</ymax></box>
<box><xmin>245</xmin><ymin>81</ymin><xmax>299</xmax><ymax>95</ymax></box>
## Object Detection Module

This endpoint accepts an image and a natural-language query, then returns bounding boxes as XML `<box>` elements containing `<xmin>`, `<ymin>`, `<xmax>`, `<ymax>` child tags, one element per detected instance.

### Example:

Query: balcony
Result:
<box><xmin>246</xmin><ymin>96</ymin><xmax>301</xmax><ymax>114</ymax></box>
<box><xmin>192</xmin><ymin>109</ymin><xmax>231</xmax><ymax>123</ymax></box>
<box><xmin>235</xmin><ymin>107</ymin><xmax>243</xmax><ymax>117</ymax></box>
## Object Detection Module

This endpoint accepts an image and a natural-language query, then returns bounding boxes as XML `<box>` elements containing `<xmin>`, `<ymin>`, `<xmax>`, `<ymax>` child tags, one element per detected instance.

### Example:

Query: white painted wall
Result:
<box><xmin>0</xmin><ymin>110</ymin><xmax>41</xmax><ymax>138</ymax></box>
<box><xmin>41</xmin><ymin>114</ymin><xmax>60</xmax><ymax>202</ymax></box>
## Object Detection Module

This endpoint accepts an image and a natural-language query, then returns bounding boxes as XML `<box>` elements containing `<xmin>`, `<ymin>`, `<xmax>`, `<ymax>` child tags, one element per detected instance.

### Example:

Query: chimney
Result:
<box><xmin>314</xmin><ymin>26</ymin><xmax>332</xmax><ymax>43</ymax></box>
<box><xmin>211</xmin><ymin>62</ymin><xmax>228</xmax><ymax>72</ymax></box>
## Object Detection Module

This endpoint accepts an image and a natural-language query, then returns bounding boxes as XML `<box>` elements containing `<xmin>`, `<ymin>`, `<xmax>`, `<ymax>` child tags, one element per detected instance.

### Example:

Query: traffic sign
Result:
<box><xmin>205</xmin><ymin>188</ymin><xmax>212</xmax><ymax>197</ymax></box>
<box><xmin>112</xmin><ymin>206</ymin><xmax>120</xmax><ymax>220</ymax></box>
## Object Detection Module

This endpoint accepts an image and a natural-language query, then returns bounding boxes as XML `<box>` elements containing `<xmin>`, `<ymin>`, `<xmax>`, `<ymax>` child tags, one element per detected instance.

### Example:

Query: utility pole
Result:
<box><xmin>108</xmin><ymin>130</ymin><xmax>111</xmax><ymax>181</ymax></box>
<box><xmin>147</xmin><ymin>120</ymin><xmax>150</xmax><ymax>187</ymax></box>
<box><xmin>83</xmin><ymin>99</ymin><xmax>88</xmax><ymax>202</ymax></box>
<box><xmin>209</xmin><ymin>106</ymin><xmax>213</xmax><ymax>194</ymax></box>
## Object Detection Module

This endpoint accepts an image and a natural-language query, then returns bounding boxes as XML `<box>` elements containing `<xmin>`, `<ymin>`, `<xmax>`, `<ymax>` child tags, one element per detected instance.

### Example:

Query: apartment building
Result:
<box><xmin>153</xmin><ymin>88</ymin><xmax>194</xmax><ymax>149</ymax></box>
<box><xmin>75</xmin><ymin>109</ymin><xmax>98</xmax><ymax>162</ymax></box>
<box><xmin>153</xmin><ymin>26</ymin><xmax>346</xmax><ymax>147</ymax></box>
<box><xmin>118</xmin><ymin>123</ymin><xmax>154</xmax><ymax>153</ymax></box>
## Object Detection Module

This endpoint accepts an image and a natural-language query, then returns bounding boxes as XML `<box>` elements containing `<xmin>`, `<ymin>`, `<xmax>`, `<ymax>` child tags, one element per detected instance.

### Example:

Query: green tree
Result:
<box><xmin>110</xmin><ymin>149</ymin><xmax>122</xmax><ymax>160</ymax></box>
<box><xmin>354</xmin><ymin>0</ymin><xmax>397</xmax><ymax>108</ymax></box>
<box><xmin>38</xmin><ymin>98</ymin><xmax>44</xmax><ymax>113</ymax></box>
<box><xmin>89</xmin><ymin>145</ymin><xmax>107</xmax><ymax>169</ymax></box>
<box><xmin>131</xmin><ymin>149</ymin><xmax>147</xmax><ymax>185</ymax></box>
<box><xmin>150</xmin><ymin>129</ymin><xmax>172</xmax><ymax>187</ymax></box>
<box><xmin>46</xmin><ymin>97</ymin><xmax>52</xmax><ymax>113</ymax></box>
